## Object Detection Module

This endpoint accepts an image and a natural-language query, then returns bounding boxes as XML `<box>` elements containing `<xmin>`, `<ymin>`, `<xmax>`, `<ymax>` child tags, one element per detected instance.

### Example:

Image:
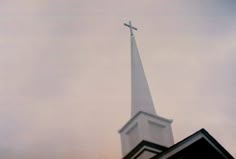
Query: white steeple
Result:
<box><xmin>130</xmin><ymin>24</ymin><xmax>156</xmax><ymax>117</ymax></box>
<box><xmin>124</xmin><ymin>21</ymin><xmax>156</xmax><ymax>117</ymax></box>
<box><xmin>119</xmin><ymin>21</ymin><xmax>174</xmax><ymax>158</ymax></box>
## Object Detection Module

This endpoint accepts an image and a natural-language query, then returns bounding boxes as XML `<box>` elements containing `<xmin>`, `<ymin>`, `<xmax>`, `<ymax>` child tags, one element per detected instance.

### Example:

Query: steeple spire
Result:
<box><xmin>120</xmin><ymin>21</ymin><xmax>174</xmax><ymax>158</ymax></box>
<box><xmin>124</xmin><ymin>21</ymin><xmax>156</xmax><ymax>117</ymax></box>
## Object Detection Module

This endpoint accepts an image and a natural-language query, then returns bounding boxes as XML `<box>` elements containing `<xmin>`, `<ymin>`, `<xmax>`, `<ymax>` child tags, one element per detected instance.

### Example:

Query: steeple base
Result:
<box><xmin>119</xmin><ymin>111</ymin><xmax>174</xmax><ymax>157</ymax></box>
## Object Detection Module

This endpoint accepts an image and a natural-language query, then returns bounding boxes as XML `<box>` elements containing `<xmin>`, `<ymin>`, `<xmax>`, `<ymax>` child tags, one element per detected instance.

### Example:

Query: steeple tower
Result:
<box><xmin>119</xmin><ymin>21</ymin><xmax>174</xmax><ymax>159</ymax></box>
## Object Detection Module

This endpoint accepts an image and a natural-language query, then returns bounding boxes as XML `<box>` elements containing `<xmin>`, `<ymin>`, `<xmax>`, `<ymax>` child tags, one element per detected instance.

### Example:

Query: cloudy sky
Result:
<box><xmin>0</xmin><ymin>0</ymin><xmax>235</xmax><ymax>158</ymax></box>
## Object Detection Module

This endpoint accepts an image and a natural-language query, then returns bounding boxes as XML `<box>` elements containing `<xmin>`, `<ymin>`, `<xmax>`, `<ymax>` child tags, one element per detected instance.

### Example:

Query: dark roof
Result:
<box><xmin>152</xmin><ymin>128</ymin><xmax>234</xmax><ymax>159</ymax></box>
<box><xmin>123</xmin><ymin>140</ymin><xmax>168</xmax><ymax>159</ymax></box>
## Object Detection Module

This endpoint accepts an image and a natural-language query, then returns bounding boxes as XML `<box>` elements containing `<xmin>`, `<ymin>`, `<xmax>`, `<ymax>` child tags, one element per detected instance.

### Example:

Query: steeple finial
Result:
<box><xmin>124</xmin><ymin>21</ymin><xmax>138</xmax><ymax>36</ymax></box>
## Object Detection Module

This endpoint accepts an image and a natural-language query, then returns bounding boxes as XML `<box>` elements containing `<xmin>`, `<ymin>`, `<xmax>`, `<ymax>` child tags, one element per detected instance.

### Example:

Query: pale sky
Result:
<box><xmin>0</xmin><ymin>0</ymin><xmax>235</xmax><ymax>158</ymax></box>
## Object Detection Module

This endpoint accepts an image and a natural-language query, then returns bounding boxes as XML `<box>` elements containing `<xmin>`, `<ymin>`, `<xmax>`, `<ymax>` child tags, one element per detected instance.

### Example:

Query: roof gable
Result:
<box><xmin>152</xmin><ymin>129</ymin><xmax>234</xmax><ymax>159</ymax></box>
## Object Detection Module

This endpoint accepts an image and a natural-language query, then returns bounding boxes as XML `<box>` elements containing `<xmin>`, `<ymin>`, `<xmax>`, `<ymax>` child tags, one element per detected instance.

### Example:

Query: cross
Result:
<box><xmin>124</xmin><ymin>21</ymin><xmax>138</xmax><ymax>36</ymax></box>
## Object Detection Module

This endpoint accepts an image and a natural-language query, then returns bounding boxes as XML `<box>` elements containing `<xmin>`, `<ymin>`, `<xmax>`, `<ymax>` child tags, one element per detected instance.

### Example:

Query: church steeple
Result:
<box><xmin>124</xmin><ymin>21</ymin><xmax>156</xmax><ymax>117</ymax></box>
<box><xmin>119</xmin><ymin>21</ymin><xmax>174</xmax><ymax>158</ymax></box>
<box><xmin>127</xmin><ymin>22</ymin><xmax>156</xmax><ymax>117</ymax></box>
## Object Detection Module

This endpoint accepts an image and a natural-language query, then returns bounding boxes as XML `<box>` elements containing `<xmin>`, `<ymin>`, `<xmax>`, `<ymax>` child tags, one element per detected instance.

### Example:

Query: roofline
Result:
<box><xmin>152</xmin><ymin>128</ymin><xmax>234</xmax><ymax>159</ymax></box>
<box><xmin>123</xmin><ymin>140</ymin><xmax>168</xmax><ymax>159</ymax></box>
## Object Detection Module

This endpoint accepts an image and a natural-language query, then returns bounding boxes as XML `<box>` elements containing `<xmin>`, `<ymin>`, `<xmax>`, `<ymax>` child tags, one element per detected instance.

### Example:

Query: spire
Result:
<box><xmin>120</xmin><ymin>22</ymin><xmax>174</xmax><ymax>157</ymax></box>
<box><xmin>124</xmin><ymin>21</ymin><xmax>156</xmax><ymax>117</ymax></box>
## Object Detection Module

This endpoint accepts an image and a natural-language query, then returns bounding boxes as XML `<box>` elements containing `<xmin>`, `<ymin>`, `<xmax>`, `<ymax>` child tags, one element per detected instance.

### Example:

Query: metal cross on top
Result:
<box><xmin>124</xmin><ymin>21</ymin><xmax>138</xmax><ymax>36</ymax></box>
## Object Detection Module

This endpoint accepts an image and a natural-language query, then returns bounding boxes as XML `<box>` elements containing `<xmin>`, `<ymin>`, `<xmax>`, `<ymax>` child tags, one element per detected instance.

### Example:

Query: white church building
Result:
<box><xmin>118</xmin><ymin>21</ymin><xmax>234</xmax><ymax>159</ymax></box>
